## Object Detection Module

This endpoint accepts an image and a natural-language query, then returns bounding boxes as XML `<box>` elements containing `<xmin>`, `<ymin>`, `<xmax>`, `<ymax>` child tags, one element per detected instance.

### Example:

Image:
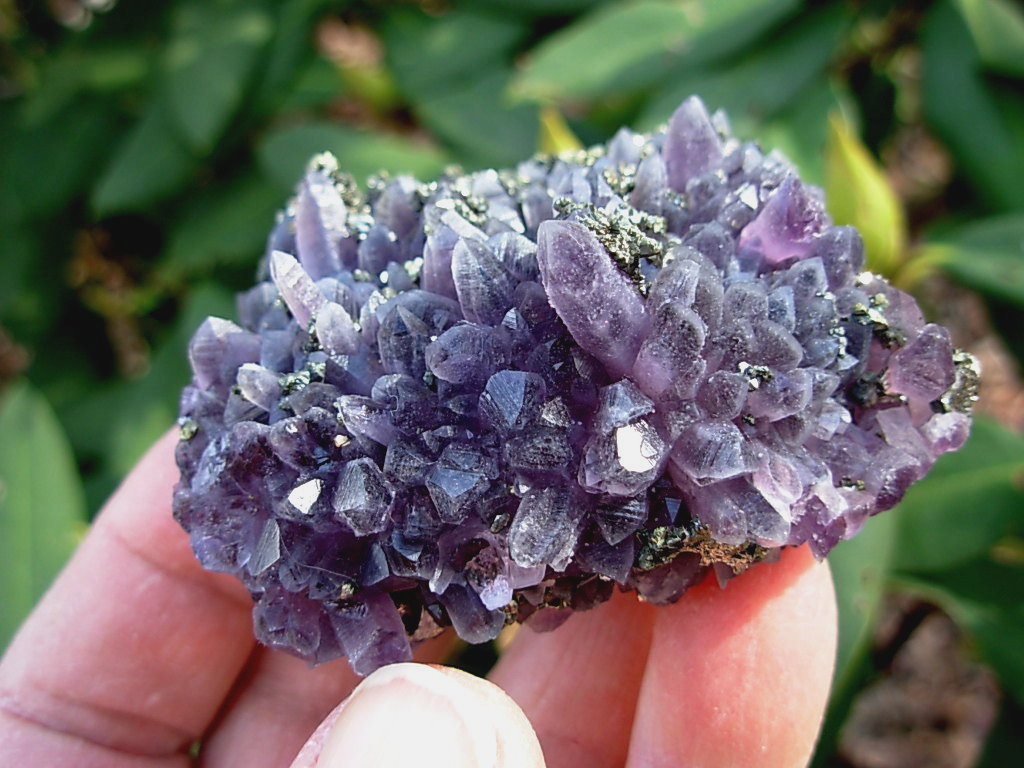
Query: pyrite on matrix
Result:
<box><xmin>173</xmin><ymin>96</ymin><xmax>978</xmax><ymax>675</ymax></box>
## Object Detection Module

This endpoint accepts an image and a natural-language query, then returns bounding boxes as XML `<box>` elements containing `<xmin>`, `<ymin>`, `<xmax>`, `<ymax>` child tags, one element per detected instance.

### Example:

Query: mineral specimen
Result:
<box><xmin>173</xmin><ymin>96</ymin><xmax>978</xmax><ymax>675</ymax></box>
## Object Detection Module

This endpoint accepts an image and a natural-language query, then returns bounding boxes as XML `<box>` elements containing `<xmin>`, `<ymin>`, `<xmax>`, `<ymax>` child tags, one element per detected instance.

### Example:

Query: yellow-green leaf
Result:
<box><xmin>825</xmin><ymin>112</ymin><xmax>907</xmax><ymax>277</ymax></box>
<box><xmin>538</xmin><ymin>105</ymin><xmax>583</xmax><ymax>155</ymax></box>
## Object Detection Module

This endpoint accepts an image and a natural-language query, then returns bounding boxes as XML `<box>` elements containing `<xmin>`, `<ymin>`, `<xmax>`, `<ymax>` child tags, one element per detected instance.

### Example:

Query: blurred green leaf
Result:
<box><xmin>158</xmin><ymin>172</ymin><xmax>283</xmax><ymax>284</ymax></box>
<box><xmin>60</xmin><ymin>383</ymin><xmax>130</xmax><ymax>469</ymax></box>
<box><xmin>276</xmin><ymin>55</ymin><xmax>347</xmax><ymax>113</ymax></box>
<box><xmin>923</xmin><ymin>1</ymin><xmax>1024</xmax><ymax>211</ymax></box>
<box><xmin>899</xmin><ymin>559</ymin><xmax>1024</xmax><ymax>703</ymax></box>
<box><xmin>926</xmin><ymin>213</ymin><xmax>1024</xmax><ymax>306</ymax></box>
<box><xmin>894</xmin><ymin>418</ymin><xmax>1024</xmax><ymax>573</ymax></box>
<box><xmin>0</xmin><ymin>114</ymin><xmax>26</xmax><ymax>224</ymax></box>
<box><xmin>0</xmin><ymin>222</ymin><xmax>36</xmax><ymax>327</ymax></box>
<box><xmin>640</xmin><ymin>4</ymin><xmax>847</xmax><ymax>130</ymax></box>
<box><xmin>0</xmin><ymin>380</ymin><xmax>86</xmax><ymax>648</ymax></box>
<box><xmin>79</xmin><ymin>46</ymin><xmax>153</xmax><ymax>93</ymax></box>
<box><xmin>384</xmin><ymin>8</ymin><xmax>535</xmax><ymax>166</ymax></box>
<box><xmin>387</xmin><ymin>9</ymin><xmax>526</xmax><ymax>101</ymax></box>
<box><xmin>465</xmin><ymin>0</ymin><xmax>605</xmax><ymax>14</ymax></box>
<box><xmin>164</xmin><ymin>0</ymin><xmax>273</xmax><ymax>153</ymax></box>
<box><xmin>20</xmin><ymin>45</ymin><xmax>151</xmax><ymax>125</ymax></box>
<box><xmin>417</xmin><ymin>70</ymin><xmax>539</xmax><ymax>167</ymax></box>
<box><xmin>814</xmin><ymin>510</ymin><xmax>897</xmax><ymax>764</ymax></box>
<box><xmin>91</xmin><ymin>96</ymin><xmax>197</xmax><ymax>216</ymax></box>
<box><xmin>829</xmin><ymin>511</ymin><xmax>897</xmax><ymax>698</ymax></box>
<box><xmin>337</xmin><ymin>59</ymin><xmax>403</xmax><ymax>117</ymax></box>
<box><xmin>109</xmin><ymin>284</ymin><xmax>236</xmax><ymax>476</ymax></box>
<box><xmin>3</xmin><ymin>99</ymin><xmax>120</xmax><ymax>218</ymax></box>
<box><xmin>511</xmin><ymin>0</ymin><xmax>800</xmax><ymax>103</ymax></box>
<box><xmin>954</xmin><ymin>0</ymin><xmax>1024</xmax><ymax>78</ymax></box>
<box><xmin>251</xmin><ymin>0</ymin><xmax>335</xmax><ymax>115</ymax></box>
<box><xmin>825</xmin><ymin>111</ymin><xmax>907</xmax><ymax>276</ymax></box>
<box><xmin>258</xmin><ymin>122</ymin><xmax>450</xmax><ymax>191</ymax></box>
<box><xmin>0</xmin><ymin>179</ymin><xmax>63</xmax><ymax>342</ymax></box>
<box><xmin>17</xmin><ymin>52</ymin><xmax>89</xmax><ymax>126</ymax></box>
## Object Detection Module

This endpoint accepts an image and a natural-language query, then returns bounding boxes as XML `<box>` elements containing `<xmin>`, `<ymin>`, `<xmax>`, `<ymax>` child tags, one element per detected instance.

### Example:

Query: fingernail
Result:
<box><xmin>297</xmin><ymin>662</ymin><xmax>544</xmax><ymax>768</ymax></box>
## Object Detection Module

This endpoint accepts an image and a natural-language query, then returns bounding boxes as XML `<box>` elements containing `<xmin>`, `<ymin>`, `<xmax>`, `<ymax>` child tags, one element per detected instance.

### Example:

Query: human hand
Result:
<box><xmin>0</xmin><ymin>430</ymin><xmax>836</xmax><ymax>767</ymax></box>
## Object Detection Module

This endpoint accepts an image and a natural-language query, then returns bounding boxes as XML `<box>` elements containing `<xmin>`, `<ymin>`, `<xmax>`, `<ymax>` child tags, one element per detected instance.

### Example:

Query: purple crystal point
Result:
<box><xmin>739</xmin><ymin>176</ymin><xmax>828</xmax><ymax>266</ymax></box>
<box><xmin>422</xmin><ymin>209</ymin><xmax>487</xmax><ymax>299</ymax></box>
<box><xmin>633</xmin><ymin>302</ymin><xmax>707</xmax><ymax>400</ymax></box>
<box><xmin>509</xmin><ymin>486</ymin><xmax>582</xmax><ymax>570</ymax></box>
<box><xmin>235</xmin><ymin>363</ymin><xmax>281</xmax><ymax>411</ymax></box>
<box><xmin>187</xmin><ymin>318</ymin><xmax>260</xmax><ymax>389</ymax></box>
<box><xmin>536</xmin><ymin>220</ymin><xmax>649</xmax><ymax>378</ymax></box>
<box><xmin>452</xmin><ymin>239</ymin><xmax>518</xmax><ymax>325</ymax></box>
<box><xmin>333</xmin><ymin>458</ymin><xmax>393</xmax><ymax>536</ymax></box>
<box><xmin>663</xmin><ymin>95</ymin><xmax>723</xmax><ymax>190</ymax></box>
<box><xmin>885</xmin><ymin>324</ymin><xmax>956</xmax><ymax>402</ymax></box>
<box><xmin>174</xmin><ymin>100</ymin><xmax>977</xmax><ymax>675</ymax></box>
<box><xmin>315</xmin><ymin>301</ymin><xmax>361</xmax><ymax>356</ymax></box>
<box><xmin>295</xmin><ymin>161</ymin><xmax>348</xmax><ymax>279</ymax></box>
<box><xmin>580</xmin><ymin>381</ymin><xmax>668</xmax><ymax>497</ymax></box>
<box><xmin>269</xmin><ymin>250</ymin><xmax>325</xmax><ymax>328</ymax></box>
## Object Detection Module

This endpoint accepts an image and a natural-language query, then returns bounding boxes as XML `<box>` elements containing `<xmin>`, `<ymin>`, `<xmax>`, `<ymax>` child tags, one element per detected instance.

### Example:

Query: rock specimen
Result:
<box><xmin>173</xmin><ymin>96</ymin><xmax>978</xmax><ymax>675</ymax></box>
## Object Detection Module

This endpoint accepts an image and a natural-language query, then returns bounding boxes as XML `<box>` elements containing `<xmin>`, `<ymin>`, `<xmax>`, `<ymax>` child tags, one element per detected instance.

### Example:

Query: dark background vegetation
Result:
<box><xmin>2</xmin><ymin>0</ymin><xmax>1023</xmax><ymax>764</ymax></box>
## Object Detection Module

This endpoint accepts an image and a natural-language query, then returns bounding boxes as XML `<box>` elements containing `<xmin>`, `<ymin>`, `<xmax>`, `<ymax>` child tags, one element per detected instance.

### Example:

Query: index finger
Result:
<box><xmin>627</xmin><ymin>546</ymin><xmax>836</xmax><ymax>767</ymax></box>
<box><xmin>0</xmin><ymin>430</ymin><xmax>255</xmax><ymax>765</ymax></box>
<box><xmin>490</xmin><ymin>545</ymin><xmax>836</xmax><ymax>768</ymax></box>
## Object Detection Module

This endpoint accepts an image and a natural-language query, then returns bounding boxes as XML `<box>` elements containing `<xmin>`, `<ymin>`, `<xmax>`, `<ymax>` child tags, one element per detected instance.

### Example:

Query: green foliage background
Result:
<box><xmin>1</xmin><ymin>0</ymin><xmax>1023</xmax><ymax>761</ymax></box>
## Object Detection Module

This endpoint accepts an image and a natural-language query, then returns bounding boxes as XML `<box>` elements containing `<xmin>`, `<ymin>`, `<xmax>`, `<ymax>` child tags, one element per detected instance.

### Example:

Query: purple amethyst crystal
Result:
<box><xmin>173</xmin><ymin>98</ymin><xmax>978</xmax><ymax>675</ymax></box>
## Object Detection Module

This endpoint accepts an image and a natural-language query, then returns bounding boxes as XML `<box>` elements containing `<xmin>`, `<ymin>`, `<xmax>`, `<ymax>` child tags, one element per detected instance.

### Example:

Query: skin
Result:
<box><xmin>0</xmin><ymin>430</ymin><xmax>837</xmax><ymax>767</ymax></box>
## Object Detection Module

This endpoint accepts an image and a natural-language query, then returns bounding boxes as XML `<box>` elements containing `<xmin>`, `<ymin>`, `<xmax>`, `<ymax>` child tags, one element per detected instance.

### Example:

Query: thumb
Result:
<box><xmin>289</xmin><ymin>662</ymin><xmax>547</xmax><ymax>768</ymax></box>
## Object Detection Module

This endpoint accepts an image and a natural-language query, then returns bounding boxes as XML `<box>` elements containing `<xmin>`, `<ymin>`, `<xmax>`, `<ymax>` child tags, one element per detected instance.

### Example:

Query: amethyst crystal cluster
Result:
<box><xmin>173</xmin><ymin>97</ymin><xmax>977</xmax><ymax>675</ymax></box>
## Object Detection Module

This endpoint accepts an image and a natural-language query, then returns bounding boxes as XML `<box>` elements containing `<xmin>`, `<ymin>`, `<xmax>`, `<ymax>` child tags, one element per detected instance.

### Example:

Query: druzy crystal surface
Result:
<box><xmin>173</xmin><ymin>96</ymin><xmax>978</xmax><ymax>675</ymax></box>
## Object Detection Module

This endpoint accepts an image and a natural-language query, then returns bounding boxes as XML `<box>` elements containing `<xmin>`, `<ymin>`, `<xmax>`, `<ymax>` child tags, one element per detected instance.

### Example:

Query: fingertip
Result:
<box><xmin>627</xmin><ymin>546</ymin><xmax>837</xmax><ymax>768</ymax></box>
<box><xmin>0</xmin><ymin>427</ymin><xmax>257</xmax><ymax>757</ymax></box>
<box><xmin>490</xmin><ymin>588</ymin><xmax>657</xmax><ymax>768</ymax></box>
<box><xmin>290</xmin><ymin>663</ymin><xmax>546</xmax><ymax>768</ymax></box>
<box><xmin>199</xmin><ymin>630</ymin><xmax>458</xmax><ymax>768</ymax></box>
<box><xmin>95</xmin><ymin>428</ymin><xmax>249</xmax><ymax>606</ymax></box>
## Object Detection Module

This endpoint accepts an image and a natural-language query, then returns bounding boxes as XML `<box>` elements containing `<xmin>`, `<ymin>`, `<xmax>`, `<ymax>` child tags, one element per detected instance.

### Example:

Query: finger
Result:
<box><xmin>199</xmin><ymin>632</ymin><xmax>455</xmax><ymax>768</ymax></box>
<box><xmin>0</xmin><ymin>430</ymin><xmax>255</xmax><ymax>765</ymax></box>
<box><xmin>626</xmin><ymin>546</ymin><xmax>837</xmax><ymax>768</ymax></box>
<box><xmin>488</xmin><ymin>588</ymin><xmax>657</xmax><ymax>768</ymax></box>
<box><xmin>290</xmin><ymin>662</ymin><xmax>546</xmax><ymax>768</ymax></box>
